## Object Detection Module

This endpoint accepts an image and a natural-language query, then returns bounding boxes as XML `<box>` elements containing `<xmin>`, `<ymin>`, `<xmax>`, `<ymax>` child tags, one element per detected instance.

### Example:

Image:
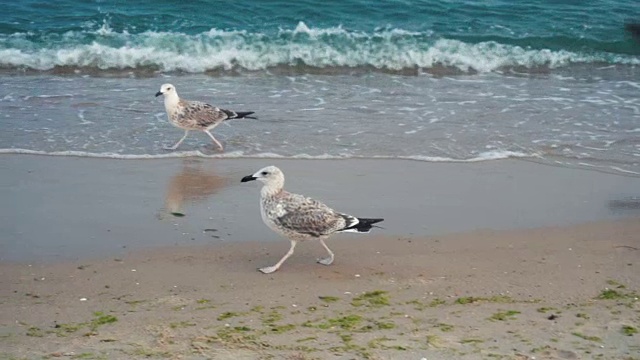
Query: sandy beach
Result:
<box><xmin>1</xmin><ymin>155</ymin><xmax>639</xmax><ymax>359</ymax></box>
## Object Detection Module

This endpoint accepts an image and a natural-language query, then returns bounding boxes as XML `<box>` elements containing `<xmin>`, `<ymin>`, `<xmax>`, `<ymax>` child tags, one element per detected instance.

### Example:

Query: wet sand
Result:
<box><xmin>1</xmin><ymin>155</ymin><xmax>638</xmax><ymax>262</ymax></box>
<box><xmin>0</xmin><ymin>155</ymin><xmax>639</xmax><ymax>359</ymax></box>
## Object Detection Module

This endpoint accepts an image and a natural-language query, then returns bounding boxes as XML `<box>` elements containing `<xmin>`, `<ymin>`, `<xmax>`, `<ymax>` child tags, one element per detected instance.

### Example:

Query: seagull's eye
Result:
<box><xmin>261</xmin><ymin>171</ymin><xmax>268</xmax><ymax>176</ymax></box>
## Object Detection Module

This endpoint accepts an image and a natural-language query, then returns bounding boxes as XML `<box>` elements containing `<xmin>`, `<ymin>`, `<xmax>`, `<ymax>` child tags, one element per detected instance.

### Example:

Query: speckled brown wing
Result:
<box><xmin>273</xmin><ymin>193</ymin><xmax>347</xmax><ymax>237</ymax></box>
<box><xmin>180</xmin><ymin>100</ymin><xmax>230</xmax><ymax>128</ymax></box>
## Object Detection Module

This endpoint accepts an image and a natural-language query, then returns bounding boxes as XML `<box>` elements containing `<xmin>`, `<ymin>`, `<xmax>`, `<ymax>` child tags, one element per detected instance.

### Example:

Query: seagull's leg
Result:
<box><xmin>204</xmin><ymin>129</ymin><xmax>224</xmax><ymax>151</ymax></box>
<box><xmin>317</xmin><ymin>238</ymin><xmax>334</xmax><ymax>266</ymax></box>
<box><xmin>259</xmin><ymin>240</ymin><xmax>296</xmax><ymax>274</ymax></box>
<box><xmin>164</xmin><ymin>130</ymin><xmax>189</xmax><ymax>150</ymax></box>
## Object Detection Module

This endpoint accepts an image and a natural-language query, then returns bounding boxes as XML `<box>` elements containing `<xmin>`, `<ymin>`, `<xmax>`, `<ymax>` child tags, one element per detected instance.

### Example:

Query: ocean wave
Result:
<box><xmin>0</xmin><ymin>22</ymin><xmax>638</xmax><ymax>74</ymax></box>
<box><xmin>0</xmin><ymin>148</ymin><xmax>536</xmax><ymax>162</ymax></box>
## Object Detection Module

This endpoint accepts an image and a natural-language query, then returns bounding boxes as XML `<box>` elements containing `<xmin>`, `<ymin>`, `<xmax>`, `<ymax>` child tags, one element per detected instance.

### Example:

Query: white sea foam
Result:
<box><xmin>0</xmin><ymin>148</ymin><xmax>537</xmax><ymax>163</ymax></box>
<box><xmin>609</xmin><ymin>166</ymin><xmax>640</xmax><ymax>175</ymax></box>
<box><xmin>1</xmin><ymin>22</ymin><xmax>638</xmax><ymax>73</ymax></box>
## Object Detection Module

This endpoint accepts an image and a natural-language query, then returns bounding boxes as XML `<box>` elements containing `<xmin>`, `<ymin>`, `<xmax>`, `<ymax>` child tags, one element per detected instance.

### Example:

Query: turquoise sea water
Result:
<box><xmin>1</xmin><ymin>0</ymin><xmax>639</xmax><ymax>73</ymax></box>
<box><xmin>0</xmin><ymin>0</ymin><xmax>639</xmax><ymax>175</ymax></box>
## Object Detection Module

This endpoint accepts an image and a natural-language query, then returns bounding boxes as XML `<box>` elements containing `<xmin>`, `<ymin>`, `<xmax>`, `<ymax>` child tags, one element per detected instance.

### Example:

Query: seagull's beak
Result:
<box><xmin>241</xmin><ymin>175</ymin><xmax>257</xmax><ymax>183</ymax></box>
<box><xmin>155</xmin><ymin>91</ymin><xmax>163</xmax><ymax>97</ymax></box>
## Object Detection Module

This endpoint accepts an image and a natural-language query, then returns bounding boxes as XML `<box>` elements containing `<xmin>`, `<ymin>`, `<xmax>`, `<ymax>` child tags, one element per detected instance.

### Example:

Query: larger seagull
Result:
<box><xmin>155</xmin><ymin>84</ymin><xmax>256</xmax><ymax>151</ymax></box>
<box><xmin>241</xmin><ymin>166</ymin><xmax>384</xmax><ymax>274</ymax></box>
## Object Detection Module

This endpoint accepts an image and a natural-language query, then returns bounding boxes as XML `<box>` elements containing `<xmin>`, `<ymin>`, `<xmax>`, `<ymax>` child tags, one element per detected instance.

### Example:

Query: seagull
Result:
<box><xmin>241</xmin><ymin>166</ymin><xmax>384</xmax><ymax>274</ymax></box>
<box><xmin>155</xmin><ymin>84</ymin><xmax>256</xmax><ymax>151</ymax></box>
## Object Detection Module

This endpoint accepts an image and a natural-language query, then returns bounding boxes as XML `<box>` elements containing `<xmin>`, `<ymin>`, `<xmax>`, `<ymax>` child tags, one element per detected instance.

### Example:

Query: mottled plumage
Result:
<box><xmin>263</xmin><ymin>192</ymin><xmax>359</xmax><ymax>239</ymax></box>
<box><xmin>241</xmin><ymin>166</ymin><xmax>383</xmax><ymax>274</ymax></box>
<box><xmin>171</xmin><ymin>99</ymin><xmax>251</xmax><ymax>129</ymax></box>
<box><xmin>155</xmin><ymin>83</ymin><xmax>256</xmax><ymax>151</ymax></box>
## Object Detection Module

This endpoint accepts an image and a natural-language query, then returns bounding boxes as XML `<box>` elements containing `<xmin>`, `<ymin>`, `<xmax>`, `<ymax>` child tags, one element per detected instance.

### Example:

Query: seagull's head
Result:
<box><xmin>241</xmin><ymin>166</ymin><xmax>284</xmax><ymax>188</ymax></box>
<box><xmin>155</xmin><ymin>83</ymin><xmax>177</xmax><ymax>98</ymax></box>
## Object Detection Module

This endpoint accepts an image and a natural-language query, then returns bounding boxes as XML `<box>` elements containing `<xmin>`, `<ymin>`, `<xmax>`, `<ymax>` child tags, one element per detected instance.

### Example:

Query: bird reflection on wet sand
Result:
<box><xmin>163</xmin><ymin>161</ymin><xmax>229</xmax><ymax>217</ymax></box>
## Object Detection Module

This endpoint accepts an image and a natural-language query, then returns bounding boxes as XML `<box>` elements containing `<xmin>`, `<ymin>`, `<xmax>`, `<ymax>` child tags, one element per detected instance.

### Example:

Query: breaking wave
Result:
<box><xmin>1</xmin><ymin>22</ymin><xmax>638</xmax><ymax>75</ymax></box>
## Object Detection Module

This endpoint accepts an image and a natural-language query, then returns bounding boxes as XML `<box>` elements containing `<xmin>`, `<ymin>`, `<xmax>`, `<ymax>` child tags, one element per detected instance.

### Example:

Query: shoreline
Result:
<box><xmin>2</xmin><ymin>150</ymin><xmax>639</xmax><ymax>179</ymax></box>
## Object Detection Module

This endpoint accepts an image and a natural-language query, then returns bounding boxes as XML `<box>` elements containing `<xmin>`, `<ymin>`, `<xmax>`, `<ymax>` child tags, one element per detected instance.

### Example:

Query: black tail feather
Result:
<box><xmin>343</xmin><ymin>218</ymin><xmax>384</xmax><ymax>233</ymax></box>
<box><xmin>234</xmin><ymin>111</ymin><xmax>257</xmax><ymax>119</ymax></box>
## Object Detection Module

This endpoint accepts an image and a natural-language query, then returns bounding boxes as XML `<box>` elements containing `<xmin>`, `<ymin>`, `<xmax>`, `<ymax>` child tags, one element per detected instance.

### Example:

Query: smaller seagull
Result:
<box><xmin>241</xmin><ymin>166</ymin><xmax>384</xmax><ymax>274</ymax></box>
<box><xmin>155</xmin><ymin>84</ymin><xmax>256</xmax><ymax>151</ymax></box>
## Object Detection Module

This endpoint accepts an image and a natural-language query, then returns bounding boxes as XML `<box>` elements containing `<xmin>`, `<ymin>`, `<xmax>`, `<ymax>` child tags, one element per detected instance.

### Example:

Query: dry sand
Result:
<box><xmin>1</xmin><ymin>220</ymin><xmax>639</xmax><ymax>359</ymax></box>
<box><xmin>1</xmin><ymin>155</ymin><xmax>639</xmax><ymax>359</ymax></box>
